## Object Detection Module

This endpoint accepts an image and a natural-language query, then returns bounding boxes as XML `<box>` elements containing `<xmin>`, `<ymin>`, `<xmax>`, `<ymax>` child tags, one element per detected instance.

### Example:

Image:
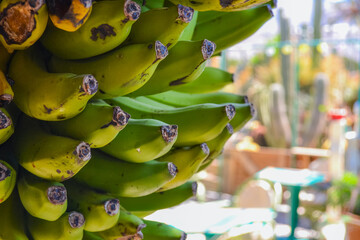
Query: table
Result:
<box><xmin>256</xmin><ymin>167</ymin><xmax>326</xmax><ymax>239</ymax></box>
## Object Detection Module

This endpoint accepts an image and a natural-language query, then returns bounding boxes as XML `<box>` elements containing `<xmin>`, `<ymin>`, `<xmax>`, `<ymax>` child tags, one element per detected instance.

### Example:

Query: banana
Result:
<box><xmin>169</xmin><ymin>0</ymin><xmax>271</xmax><ymax>11</ymax></box>
<box><xmin>41</xmin><ymin>0</ymin><xmax>141</xmax><ymax>60</ymax></box>
<box><xmin>0</xmin><ymin>43</ymin><xmax>12</xmax><ymax>72</ymax></box>
<box><xmin>65</xmin><ymin>181</ymin><xmax>121</xmax><ymax>232</ymax></box>
<box><xmin>94</xmin><ymin>206</ymin><xmax>146</xmax><ymax>240</ymax></box>
<box><xmin>192</xmin><ymin>5</ymin><xmax>273</xmax><ymax>54</ymax></box>
<box><xmin>119</xmin><ymin>181</ymin><xmax>197</xmax><ymax>212</ymax></box>
<box><xmin>48</xmin><ymin>41</ymin><xmax>168</xmax><ymax>99</ymax></box>
<box><xmin>0</xmin><ymin>107</ymin><xmax>13</xmax><ymax>145</ymax></box>
<box><xmin>178</xmin><ymin>10</ymin><xmax>198</xmax><ymax>41</ymax></box>
<box><xmin>73</xmin><ymin>149</ymin><xmax>178</xmax><ymax>197</ymax></box>
<box><xmin>83</xmin><ymin>231</ymin><xmax>104</xmax><ymax>240</ymax></box>
<box><xmin>8</xmin><ymin>45</ymin><xmax>98</xmax><ymax>121</ymax></box>
<box><xmin>148</xmin><ymin>91</ymin><xmax>247</xmax><ymax>107</ymax></box>
<box><xmin>13</xmin><ymin>115</ymin><xmax>92</xmax><ymax>182</ymax></box>
<box><xmin>141</xmin><ymin>219</ymin><xmax>187</xmax><ymax>240</ymax></box>
<box><xmin>124</xmin><ymin>4</ymin><xmax>194</xmax><ymax>49</ymax></box>
<box><xmin>106</xmin><ymin>96</ymin><xmax>237</xmax><ymax>146</ymax></box>
<box><xmin>27</xmin><ymin>211</ymin><xmax>85</xmax><ymax>240</ymax></box>
<box><xmin>157</xmin><ymin>144</ymin><xmax>209</xmax><ymax>190</ymax></box>
<box><xmin>47</xmin><ymin>100</ymin><xmax>130</xmax><ymax>148</ymax></box>
<box><xmin>100</xmin><ymin>118</ymin><xmax>178</xmax><ymax>163</ymax></box>
<box><xmin>0</xmin><ymin>190</ymin><xmax>29</xmax><ymax>240</ymax></box>
<box><xmin>17</xmin><ymin>169</ymin><xmax>68</xmax><ymax>221</ymax></box>
<box><xmin>0</xmin><ymin>70</ymin><xmax>14</xmax><ymax>106</ymax></box>
<box><xmin>128</xmin><ymin>39</ymin><xmax>215</xmax><ymax>96</ymax></box>
<box><xmin>174</xmin><ymin>66</ymin><xmax>234</xmax><ymax>94</ymax></box>
<box><xmin>134</xmin><ymin>96</ymin><xmax>176</xmax><ymax>109</ymax></box>
<box><xmin>0</xmin><ymin>0</ymin><xmax>48</xmax><ymax>50</ymax></box>
<box><xmin>0</xmin><ymin>160</ymin><xmax>16</xmax><ymax>204</ymax></box>
<box><xmin>47</xmin><ymin>0</ymin><xmax>92</xmax><ymax>32</ymax></box>
<box><xmin>144</xmin><ymin>0</ymin><xmax>165</xmax><ymax>9</ymax></box>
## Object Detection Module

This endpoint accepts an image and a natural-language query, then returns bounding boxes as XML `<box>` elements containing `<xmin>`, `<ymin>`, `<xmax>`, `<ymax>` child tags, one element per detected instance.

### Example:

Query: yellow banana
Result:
<box><xmin>8</xmin><ymin>45</ymin><xmax>98</xmax><ymax>121</ymax></box>
<box><xmin>0</xmin><ymin>0</ymin><xmax>48</xmax><ymax>50</ymax></box>
<box><xmin>169</xmin><ymin>0</ymin><xmax>271</xmax><ymax>11</ymax></box>
<box><xmin>0</xmin><ymin>107</ymin><xmax>14</xmax><ymax>144</ymax></box>
<box><xmin>0</xmin><ymin>160</ymin><xmax>16</xmax><ymax>204</ymax></box>
<box><xmin>141</xmin><ymin>219</ymin><xmax>187</xmax><ymax>240</ymax></box>
<box><xmin>47</xmin><ymin>0</ymin><xmax>93</xmax><ymax>32</ymax></box>
<box><xmin>0</xmin><ymin>70</ymin><xmax>13</xmax><ymax>106</ymax></box>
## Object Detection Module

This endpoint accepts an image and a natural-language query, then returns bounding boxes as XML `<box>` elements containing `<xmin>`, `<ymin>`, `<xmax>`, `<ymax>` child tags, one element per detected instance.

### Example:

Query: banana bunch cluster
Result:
<box><xmin>0</xmin><ymin>0</ymin><xmax>275</xmax><ymax>239</ymax></box>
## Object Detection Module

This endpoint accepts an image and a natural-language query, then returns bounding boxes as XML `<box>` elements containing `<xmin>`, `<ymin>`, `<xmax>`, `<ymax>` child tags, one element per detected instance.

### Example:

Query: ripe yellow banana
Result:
<box><xmin>0</xmin><ymin>70</ymin><xmax>13</xmax><ymax>106</ymax></box>
<box><xmin>142</xmin><ymin>219</ymin><xmax>187</xmax><ymax>240</ymax></box>
<box><xmin>17</xmin><ymin>169</ymin><xmax>68</xmax><ymax>221</ymax></box>
<box><xmin>169</xmin><ymin>0</ymin><xmax>271</xmax><ymax>11</ymax></box>
<box><xmin>47</xmin><ymin>0</ymin><xmax>93</xmax><ymax>32</ymax></box>
<box><xmin>13</xmin><ymin>115</ymin><xmax>92</xmax><ymax>182</ymax></box>
<box><xmin>49</xmin><ymin>41</ymin><xmax>168</xmax><ymax>99</ymax></box>
<box><xmin>0</xmin><ymin>0</ymin><xmax>48</xmax><ymax>50</ymax></box>
<box><xmin>0</xmin><ymin>160</ymin><xmax>16</xmax><ymax>204</ymax></box>
<box><xmin>42</xmin><ymin>0</ymin><xmax>141</xmax><ymax>59</ymax></box>
<box><xmin>0</xmin><ymin>107</ymin><xmax>14</xmax><ymax>144</ymax></box>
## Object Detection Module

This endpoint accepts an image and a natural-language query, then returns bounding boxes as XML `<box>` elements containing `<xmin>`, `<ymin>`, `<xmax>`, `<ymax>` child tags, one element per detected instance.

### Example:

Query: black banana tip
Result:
<box><xmin>82</xmin><ymin>74</ymin><xmax>98</xmax><ymax>95</ymax></box>
<box><xmin>47</xmin><ymin>186</ymin><xmax>67</xmax><ymax>205</ymax></box>
<box><xmin>125</xmin><ymin>0</ymin><xmax>141</xmax><ymax>21</ymax></box>
<box><xmin>137</xmin><ymin>223</ymin><xmax>147</xmax><ymax>232</ymax></box>
<box><xmin>181</xmin><ymin>232</ymin><xmax>187</xmax><ymax>240</ymax></box>
<box><xmin>155</xmin><ymin>41</ymin><xmax>168</xmax><ymax>60</ymax></box>
<box><xmin>0</xmin><ymin>110</ymin><xmax>11</xmax><ymax>130</ymax></box>
<box><xmin>112</xmin><ymin>107</ymin><xmax>130</xmax><ymax>127</ymax></box>
<box><xmin>74</xmin><ymin>142</ymin><xmax>91</xmax><ymax>161</ymax></box>
<box><xmin>104</xmin><ymin>199</ymin><xmax>120</xmax><ymax>216</ymax></box>
<box><xmin>0</xmin><ymin>94</ymin><xmax>13</xmax><ymax>107</ymax></box>
<box><xmin>243</xmin><ymin>95</ymin><xmax>249</xmax><ymax>104</ymax></box>
<box><xmin>28</xmin><ymin>0</ymin><xmax>45</xmax><ymax>11</ymax></box>
<box><xmin>226</xmin><ymin>123</ymin><xmax>234</xmax><ymax>134</ymax></box>
<box><xmin>192</xmin><ymin>182</ymin><xmax>198</xmax><ymax>196</ymax></box>
<box><xmin>177</xmin><ymin>4</ymin><xmax>194</xmax><ymax>23</ymax></box>
<box><xmin>168</xmin><ymin>162</ymin><xmax>178</xmax><ymax>177</ymax></box>
<box><xmin>200</xmin><ymin>143</ymin><xmax>210</xmax><ymax>155</ymax></box>
<box><xmin>250</xmin><ymin>103</ymin><xmax>256</xmax><ymax>117</ymax></box>
<box><xmin>202</xmin><ymin>39</ymin><xmax>216</xmax><ymax>60</ymax></box>
<box><xmin>68</xmin><ymin>211</ymin><xmax>85</xmax><ymax>228</ymax></box>
<box><xmin>267</xmin><ymin>5</ymin><xmax>274</xmax><ymax>17</ymax></box>
<box><xmin>161</xmin><ymin>125</ymin><xmax>178</xmax><ymax>143</ymax></box>
<box><xmin>225</xmin><ymin>104</ymin><xmax>236</xmax><ymax>120</ymax></box>
<box><xmin>0</xmin><ymin>162</ymin><xmax>11</xmax><ymax>181</ymax></box>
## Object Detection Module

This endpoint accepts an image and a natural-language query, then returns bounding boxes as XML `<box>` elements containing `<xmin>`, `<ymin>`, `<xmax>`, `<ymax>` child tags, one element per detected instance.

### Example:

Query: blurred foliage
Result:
<box><xmin>327</xmin><ymin>172</ymin><xmax>358</xmax><ymax>207</ymax></box>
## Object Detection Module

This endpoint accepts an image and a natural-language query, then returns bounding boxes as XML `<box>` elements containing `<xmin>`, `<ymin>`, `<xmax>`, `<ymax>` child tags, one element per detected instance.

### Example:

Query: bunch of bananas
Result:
<box><xmin>0</xmin><ymin>0</ymin><xmax>275</xmax><ymax>239</ymax></box>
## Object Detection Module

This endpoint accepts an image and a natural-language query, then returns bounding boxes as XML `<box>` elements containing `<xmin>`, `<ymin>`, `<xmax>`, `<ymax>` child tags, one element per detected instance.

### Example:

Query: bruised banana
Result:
<box><xmin>49</xmin><ymin>41</ymin><xmax>168</xmax><ymax>99</ymax></box>
<box><xmin>13</xmin><ymin>115</ymin><xmax>92</xmax><ymax>182</ymax></box>
<box><xmin>128</xmin><ymin>39</ymin><xmax>215</xmax><ymax>96</ymax></box>
<box><xmin>0</xmin><ymin>190</ymin><xmax>29</xmax><ymax>240</ymax></box>
<box><xmin>106</xmin><ymin>96</ymin><xmax>237</xmax><ymax>146</ymax></box>
<box><xmin>192</xmin><ymin>5</ymin><xmax>273</xmax><ymax>54</ymax></box>
<box><xmin>0</xmin><ymin>70</ymin><xmax>13</xmax><ymax>106</ymax></box>
<box><xmin>142</xmin><ymin>219</ymin><xmax>187</xmax><ymax>240</ymax></box>
<box><xmin>157</xmin><ymin>144</ymin><xmax>209</xmax><ymax>190</ymax></box>
<box><xmin>65</xmin><ymin>181</ymin><xmax>120</xmax><ymax>232</ymax></box>
<box><xmin>73</xmin><ymin>149</ymin><xmax>178</xmax><ymax>197</ymax></box>
<box><xmin>125</xmin><ymin>4</ymin><xmax>194</xmax><ymax>49</ymax></box>
<box><xmin>47</xmin><ymin>0</ymin><xmax>92</xmax><ymax>32</ymax></box>
<box><xmin>42</xmin><ymin>0</ymin><xmax>141</xmax><ymax>59</ymax></box>
<box><xmin>0</xmin><ymin>107</ymin><xmax>14</xmax><ymax>144</ymax></box>
<box><xmin>174</xmin><ymin>66</ymin><xmax>234</xmax><ymax>94</ymax></box>
<box><xmin>47</xmin><ymin>100</ymin><xmax>130</xmax><ymax>148</ymax></box>
<box><xmin>8</xmin><ymin>45</ymin><xmax>98</xmax><ymax>121</ymax></box>
<box><xmin>0</xmin><ymin>0</ymin><xmax>48</xmax><ymax>50</ymax></box>
<box><xmin>100</xmin><ymin>118</ymin><xmax>178</xmax><ymax>163</ymax></box>
<box><xmin>169</xmin><ymin>0</ymin><xmax>271</xmax><ymax>11</ymax></box>
<box><xmin>0</xmin><ymin>160</ymin><xmax>16</xmax><ymax>204</ymax></box>
<box><xmin>27</xmin><ymin>211</ymin><xmax>85</xmax><ymax>240</ymax></box>
<box><xmin>17</xmin><ymin>169</ymin><xmax>68</xmax><ymax>221</ymax></box>
<box><xmin>119</xmin><ymin>181</ymin><xmax>197</xmax><ymax>212</ymax></box>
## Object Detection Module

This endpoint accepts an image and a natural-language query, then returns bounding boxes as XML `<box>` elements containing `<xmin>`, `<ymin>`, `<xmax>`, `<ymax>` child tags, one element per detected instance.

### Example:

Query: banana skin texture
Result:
<box><xmin>0</xmin><ymin>160</ymin><xmax>16</xmax><ymax>204</ymax></box>
<box><xmin>169</xmin><ymin>0</ymin><xmax>271</xmax><ymax>11</ymax></box>
<box><xmin>141</xmin><ymin>219</ymin><xmax>187</xmax><ymax>240</ymax></box>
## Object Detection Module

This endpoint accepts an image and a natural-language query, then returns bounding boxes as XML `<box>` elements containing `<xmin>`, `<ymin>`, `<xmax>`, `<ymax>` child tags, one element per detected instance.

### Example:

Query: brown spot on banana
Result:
<box><xmin>220</xmin><ymin>0</ymin><xmax>234</xmax><ymax>8</ymax></box>
<box><xmin>90</xmin><ymin>24</ymin><xmax>116</xmax><ymax>41</ymax></box>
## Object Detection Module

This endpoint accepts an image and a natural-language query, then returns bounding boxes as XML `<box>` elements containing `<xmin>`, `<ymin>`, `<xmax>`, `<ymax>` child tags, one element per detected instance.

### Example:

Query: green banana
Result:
<box><xmin>48</xmin><ymin>41</ymin><xmax>168</xmax><ymax>99</ymax></box>
<box><xmin>41</xmin><ymin>0</ymin><xmax>142</xmax><ymax>60</ymax></box>
<box><xmin>47</xmin><ymin>100</ymin><xmax>130</xmax><ymax>148</ymax></box>
<box><xmin>65</xmin><ymin>181</ymin><xmax>121</xmax><ymax>232</ymax></box>
<box><xmin>0</xmin><ymin>160</ymin><xmax>16</xmax><ymax>204</ymax></box>
<box><xmin>157</xmin><ymin>144</ymin><xmax>209</xmax><ymax>190</ymax></box>
<box><xmin>73</xmin><ymin>149</ymin><xmax>178</xmax><ymax>197</ymax></box>
<box><xmin>0</xmin><ymin>107</ymin><xmax>14</xmax><ymax>144</ymax></box>
<box><xmin>128</xmin><ymin>39</ymin><xmax>215</xmax><ymax>96</ymax></box>
<box><xmin>94</xmin><ymin>206</ymin><xmax>146</xmax><ymax>240</ymax></box>
<box><xmin>106</xmin><ymin>96</ymin><xmax>237</xmax><ymax>146</ymax></box>
<box><xmin>169</xmin><ymin>0</ymin><xmax>271</xmax><ymax>11</ymax></box>
<box><xmin>8</xmin><ymin>45</ymin><xmax>98</xmax><ymax>121</ymax></box>
<box><xmin>148</xmin><ymin>91</ymin><xmax>247</xmax><ymax>107</ymax></box>
<box><xmin>13</xmin><ymin>115</ymin><xmax>92</xmax><ymax>182</ymax></box>
<box><xmin>134</xmin><ymin>96</ymin><xmax>176</xmax><ymax>109</ymax></box>
<box><xmin>119</xmin><ymin>181</ymin><xmax>197</xmax><ymax>212</ymax></box>
<box><xmin>0</xmin><ymin>190</ymin><xmax>29</xmax><ymax>240</ymax></box>
<box><xmin>178</xmin><ymin>10</ymin><xmax>198</xmax><ymax>41</ymax></box>
<box><xmin>0</xmin><ymin>0</ymin><xmax>48</xmax><ymax>50</ymax></box>
<box><xmin>83</xmin><ymin>231</ymin><xmax>105</xmax><ymax>240</ymax></box>
<box><xmin>144</xmin><ymin>0</ymin><xmax>165</xmax><ymax>9</ymax></box>
<box><xmin>17</xmin><ymin>169</ymin><xmax>68</xmax><ymax>221</ymax></box>
<box><xmin>100</xmin><ymin>118</ymin><xmax>178</xmax><ymax>163</ymax></box>
<box><xmin>174</xmin><ymin>66</ymin><xmax>234</xmax><ymax>94</ymax></box>
<box><xmin>192</xmin><ymin>5</ymin><xmax>273</xmax><ymax>54</ymax></box>
<box><xmin>141</xmin><ymin>219</ymin><xmax>187</xmax><ymax>240</ymax></box>
<box><xmin>27</xmin><ymin>211</ymin><xmax>85</xmax><ymax>240</ymax></box>
<box><xmin>124</xmin><ymin>4</ymin><xmax>194</xmax><ymax>48</ymax></box>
